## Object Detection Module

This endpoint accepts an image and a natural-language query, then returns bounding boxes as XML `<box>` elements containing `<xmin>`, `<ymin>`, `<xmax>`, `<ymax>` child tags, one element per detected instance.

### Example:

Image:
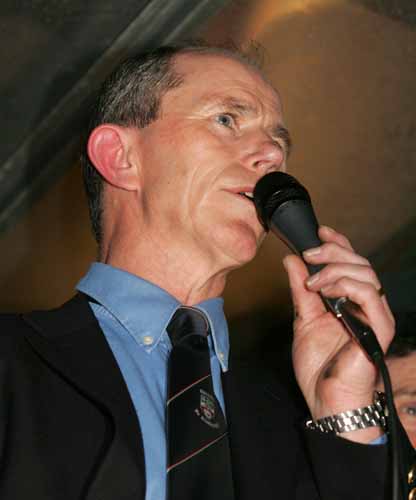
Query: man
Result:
<box><xmin>380</xmin><ymin>311</ymin><xmax>416</xmax><ymax>448</ymax></box>
<box><xmin>0</xmin><ymin>41</ymin><xmax>414</xmax><ymax>499</ymax></box>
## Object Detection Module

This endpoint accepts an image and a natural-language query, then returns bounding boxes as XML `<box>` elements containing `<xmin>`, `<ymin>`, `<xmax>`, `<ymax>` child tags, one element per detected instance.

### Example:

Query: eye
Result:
<box><xmin>216</xmin><ymin>113</ymin><xmax>235</xmax><ymax>128</ymax></box>
<box><xmin>271</xmin><ymin>137</ymin><xmax>286</xmax><ymax>154</ymax></box>
<box><xmin>403</xmin><ymin>406</ymin><xmax>416</xmax><ymax>417</ymax></box>
<box><xmin>398</xmin><ymin>402</ymin><xmax>416</xmax><ymax>420</ymax></box>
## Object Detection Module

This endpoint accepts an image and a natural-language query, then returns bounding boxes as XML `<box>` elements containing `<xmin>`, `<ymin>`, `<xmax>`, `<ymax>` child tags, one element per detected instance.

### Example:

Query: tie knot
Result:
<box><xmin>167</xmin><ymin>307</ymin><xmax>210</xmax><ymax>347</ymax></box>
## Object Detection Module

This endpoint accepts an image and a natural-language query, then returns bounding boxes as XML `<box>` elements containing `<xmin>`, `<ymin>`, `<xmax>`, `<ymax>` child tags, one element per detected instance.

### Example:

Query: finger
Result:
<box><xmin>380</xmin><ymin>290</ymin><xmax>396</xmax><ymax>324</ymax></box>
<box><xmin>318</xmin><ymin>225</ymin><xmax>354</xmax><ymax>251</ymax></box>
<box><xmin>305</xmin><ymin>263</ymin><xmax>381</xmax><ymax>293</ymax></box>
<box><xmin>306</xmin><ymin>263</ymin><xmax>395</xmax><ymax>325</ymax></box>
<box><xmin>283</xmin><ymin>254</ymin><xmax>326</xmax><ymax>321</ymax></box>
<box><xmin>320</xmin><ymin>277</ymin><xmax>395</xmax><ymax>352</ymax></box>
<box><xmin>303</xmin><ymin>242</ymin><xmax>369</xmax><ymax>267</ymax></box>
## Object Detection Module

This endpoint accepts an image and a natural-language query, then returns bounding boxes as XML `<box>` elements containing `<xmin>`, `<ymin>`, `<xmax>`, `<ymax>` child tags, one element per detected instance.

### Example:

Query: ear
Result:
<box><xmin>87</xmin><ymin>124</ymin><xmax>141</xmax><ymax>191</ymax></box>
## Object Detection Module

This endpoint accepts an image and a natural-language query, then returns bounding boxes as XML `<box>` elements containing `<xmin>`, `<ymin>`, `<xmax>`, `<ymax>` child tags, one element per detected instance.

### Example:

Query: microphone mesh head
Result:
<box><xmin>253</xmin><ymin>172</ymin><xmax>311</xmax><ymax>230</ymax></box>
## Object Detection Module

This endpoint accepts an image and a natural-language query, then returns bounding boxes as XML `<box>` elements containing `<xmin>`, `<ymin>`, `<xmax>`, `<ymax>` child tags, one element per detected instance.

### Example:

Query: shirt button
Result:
<box><xmin>143</xmin><ymin>335</ymin><xmax>154</xmax><ymax>346</ymax></box>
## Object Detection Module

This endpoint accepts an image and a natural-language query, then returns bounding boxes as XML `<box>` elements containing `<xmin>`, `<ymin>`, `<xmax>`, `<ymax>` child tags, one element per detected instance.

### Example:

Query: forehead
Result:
<box><xmin>168</xmin><ymin>52</ymin><xmax>283</xmax><ymax>115</ymax></box>
<box><xmin>388</xmin><ymin>352</ymin><xmax>416</xmax><ymax>393</ymax></box>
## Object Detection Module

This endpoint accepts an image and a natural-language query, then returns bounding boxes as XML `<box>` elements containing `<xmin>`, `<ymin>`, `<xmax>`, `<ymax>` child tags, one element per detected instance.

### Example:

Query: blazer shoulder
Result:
<box><xmin>0</xmin><ymin>293</ymin><xmax>96</xmax><ymax>355</ymax></box>
<box><xmin>0</xmin><ymin>313</ymin><xmax>31</xmax><ymax>352</ymax></box>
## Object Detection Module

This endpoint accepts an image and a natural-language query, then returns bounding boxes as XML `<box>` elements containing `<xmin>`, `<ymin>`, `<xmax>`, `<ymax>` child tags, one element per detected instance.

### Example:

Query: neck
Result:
<box><xmin>100</xmin><ymin>226</ymin><xmax>232</xmax><ymax>306</ymax></box>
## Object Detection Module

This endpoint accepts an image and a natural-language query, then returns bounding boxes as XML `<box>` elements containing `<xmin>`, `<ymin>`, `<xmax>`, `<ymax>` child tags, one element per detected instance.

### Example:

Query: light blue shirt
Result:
<box><xmin>76</xmin><ymin>262</ymin><xmax>229</xmax><ymax>500</ymax></box>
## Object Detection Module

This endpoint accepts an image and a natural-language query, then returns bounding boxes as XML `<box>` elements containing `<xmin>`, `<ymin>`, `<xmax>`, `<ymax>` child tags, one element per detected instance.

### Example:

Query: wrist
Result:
<box><xmin>311</xmin><ymin>385</ymin><xmax>378</xmax><ymax>421</ymax></box>
<box><xmin>337</xmin><ymin>426</ymin><xmax>384</xmax><ymax>444</ymax></box>
<box><xmin>306</xmin><ymin>391</ymin><xmax>387</xmax><ymax>444</ymax></box>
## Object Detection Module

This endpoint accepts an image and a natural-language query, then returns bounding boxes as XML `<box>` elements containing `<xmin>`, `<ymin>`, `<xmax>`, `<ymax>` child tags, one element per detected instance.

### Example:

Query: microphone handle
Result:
<box><xmin>269</xmin><ymin>199</ymin><xmax>383</xmax><ymax>361</ymax></box>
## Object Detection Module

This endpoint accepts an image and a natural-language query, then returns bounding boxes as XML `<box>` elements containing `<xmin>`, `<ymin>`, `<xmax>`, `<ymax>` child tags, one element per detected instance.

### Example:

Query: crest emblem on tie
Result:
<box><xmin>195</xmin><ymin>389</ymin><xmax>220</xmax><ymax>429</ymax></box>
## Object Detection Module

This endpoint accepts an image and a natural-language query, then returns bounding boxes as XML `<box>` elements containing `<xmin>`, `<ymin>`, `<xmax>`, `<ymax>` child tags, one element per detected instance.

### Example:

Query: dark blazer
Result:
<box><xmin>0</xmin><ymin>294</ymin><xmax>413</xmax><ymax>499</ymax></box>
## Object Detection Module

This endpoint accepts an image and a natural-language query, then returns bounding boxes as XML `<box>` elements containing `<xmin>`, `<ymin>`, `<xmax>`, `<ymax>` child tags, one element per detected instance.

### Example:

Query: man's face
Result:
<box><xmin>136</xmin><ymin>53</ymin><xmax>289</xmax><ymax>271</ymax></box>
<box><xmin>386</xmin><ymin>352</ymin><xmax>416</xmax><ymax>448</ymax></box>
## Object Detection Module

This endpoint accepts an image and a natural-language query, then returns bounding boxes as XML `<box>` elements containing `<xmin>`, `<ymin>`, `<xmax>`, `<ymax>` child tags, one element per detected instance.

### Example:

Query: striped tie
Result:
<box><xmin>166</xmin><ymin>306</ymin><xmax>234</xmax><ymax>500</ymax></box>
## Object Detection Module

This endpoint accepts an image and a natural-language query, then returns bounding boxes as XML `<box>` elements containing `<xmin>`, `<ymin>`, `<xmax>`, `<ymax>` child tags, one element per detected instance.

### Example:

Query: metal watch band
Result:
<box><xmin>305</xmin><ymin>391</ymin><xmax>387</xmax><ymax>435</ymax></box>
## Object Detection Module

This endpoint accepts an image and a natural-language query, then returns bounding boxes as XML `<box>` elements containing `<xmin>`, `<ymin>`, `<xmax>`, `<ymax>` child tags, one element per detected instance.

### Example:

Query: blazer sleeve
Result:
<box><xmin>0</xmin><ymin>315</ymin><xmax>19</xmax><ymax>466</ymax></box>
<box><xmin>302</xmin><ymin>423</ymin><xmax>416</xmax><ymax>499</ymax></box>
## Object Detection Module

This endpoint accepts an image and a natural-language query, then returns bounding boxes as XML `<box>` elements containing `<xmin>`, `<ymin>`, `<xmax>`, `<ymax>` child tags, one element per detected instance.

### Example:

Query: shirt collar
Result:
<box><xmin>76</xmin><ymin>262</ymin><xmax>229</xmax><ymax>371</ymax></box>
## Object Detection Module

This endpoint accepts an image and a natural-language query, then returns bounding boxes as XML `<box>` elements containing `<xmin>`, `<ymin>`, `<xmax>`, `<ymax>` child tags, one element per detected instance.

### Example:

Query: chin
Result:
<box><xmin>216</xmin><ymin>221</ymin><xmax>264</xmax><ymax>268</ymax></box>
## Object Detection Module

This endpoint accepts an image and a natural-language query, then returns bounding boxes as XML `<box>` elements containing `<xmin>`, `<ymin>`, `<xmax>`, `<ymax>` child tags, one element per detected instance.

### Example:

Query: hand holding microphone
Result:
<box><xmin>253</xmin><ymin>172</ymin><xmax>394</xmax><ymax>427</ymax></box>
<box><xmin>253</xmin><ymin>172</ymin><xmax>406</xmax><ymax>500</ymax></box>
<box><xmin>253</xmin><ymin>171</ymin><xmax>388</xmax><ymax>361</ymax></box>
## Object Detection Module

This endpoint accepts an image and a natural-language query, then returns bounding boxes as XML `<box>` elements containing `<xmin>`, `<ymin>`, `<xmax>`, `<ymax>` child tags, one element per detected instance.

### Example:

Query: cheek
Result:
<box><xmin>396</xmin><ymin>401</ymin><xmax>416</xmax><ymax>443</ymax></box>
<box><xmin>171</xmin><ymin>131</ymin><xmax>229</xmax><ymax>178</ymax></box>
<box><xmin>408</xmin><ymin>429</ymin><xmax>416</xmax><ymax>449</ymax></box>
<box><xmin>180</xmin><ymin>150</ymin><xmax>234</xmax><ymax>206</ymax></box>
<box><xmin>143</xmin><ymin>120</ymin><xmax>237</xmax><ymax>211</ymax></box>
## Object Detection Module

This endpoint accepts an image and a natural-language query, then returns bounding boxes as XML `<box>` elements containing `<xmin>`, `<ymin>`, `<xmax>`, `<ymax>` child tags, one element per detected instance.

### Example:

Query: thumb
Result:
<box><xmin>283</xmin><ymin>254</ymin><xmax>326</xmax><ymax>322</ymax></box>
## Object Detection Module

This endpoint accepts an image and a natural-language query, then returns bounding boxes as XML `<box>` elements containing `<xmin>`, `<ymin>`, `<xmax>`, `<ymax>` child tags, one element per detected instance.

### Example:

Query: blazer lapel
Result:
<box><xmin>22</xmin><ymin>294</ymin><xmax>146</xmax><ymax>500</ymax></box>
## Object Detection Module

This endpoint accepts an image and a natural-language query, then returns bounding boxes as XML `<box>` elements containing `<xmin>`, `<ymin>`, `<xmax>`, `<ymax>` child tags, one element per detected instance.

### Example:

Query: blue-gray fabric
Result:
<box><xmin>76</xmin><ymin>263</ymin><xmax>229</xmax><ymax>500</ymax></box>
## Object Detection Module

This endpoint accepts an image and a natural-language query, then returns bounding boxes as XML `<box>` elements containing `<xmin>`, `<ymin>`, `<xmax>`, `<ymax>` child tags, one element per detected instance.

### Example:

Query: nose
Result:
<box><xmin>242</xmin><ymin>135</ymin><xmax>285</xmax><ymax>173</ymax></box>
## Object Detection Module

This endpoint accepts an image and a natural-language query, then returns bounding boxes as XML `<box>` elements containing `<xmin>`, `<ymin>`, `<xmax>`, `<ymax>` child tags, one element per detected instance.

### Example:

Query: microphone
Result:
<box><xmin>253</xmin><ymin>172</ymin><xmax>409</xmax><ymax>500</ymax></box>
<box><xmin>253</xmin><ymin>171</ymin><xmax>383</xmax><ymax>361</ymax></box>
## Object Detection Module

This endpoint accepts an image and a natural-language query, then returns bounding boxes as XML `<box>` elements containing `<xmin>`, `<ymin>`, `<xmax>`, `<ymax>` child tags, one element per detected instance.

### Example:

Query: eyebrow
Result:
<box><xmin>211</xmin><ymin>96</ymin><xmax>257</xmax><ymax>116</ymax></box>
<box><xmin>394</xmin><ymin>388</ymin><xmax>416</xmax><ymax>398</ymax></box>
<box><xmin>211</xmin><ymin>96</ymin><xmax>293</xmax><ymax>157</ymax></box>
<box><xmin>274</xmin><ymin>125</ymin><xmax>292</xmax><ymax>158</ymax></box>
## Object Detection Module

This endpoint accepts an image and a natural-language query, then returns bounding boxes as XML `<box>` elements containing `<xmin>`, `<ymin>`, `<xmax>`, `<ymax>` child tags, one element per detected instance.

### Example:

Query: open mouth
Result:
<box><xmin>237</xmin><ymin>191</ymin><xmax>254</xmax><ymax>202</ymax></box>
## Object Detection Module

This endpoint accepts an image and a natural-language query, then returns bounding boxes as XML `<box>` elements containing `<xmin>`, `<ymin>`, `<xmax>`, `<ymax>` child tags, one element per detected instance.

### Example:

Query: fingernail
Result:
<box><xmin>303</xmin><ymin>247</ymin><xmax>321</xmax><ymax>257</ymax></box>
<box><xmin>282</xmin><ymin>256</ymin><xmax>289</xmax><ymax>271</ymax></box>
<box><xmin>306</xmin><ymin>273</ymin><xmax>320</xmax><ymax>287</ymax></box>
<box><xmin>320</xmin><ymin>225</ymin><xmax>334</xmax><ymax>233</ymax></box>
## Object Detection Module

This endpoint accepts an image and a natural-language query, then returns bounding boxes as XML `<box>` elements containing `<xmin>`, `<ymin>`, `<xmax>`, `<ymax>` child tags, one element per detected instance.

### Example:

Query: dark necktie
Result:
<box><xmin>166</xmin><ymin>306</ymin><xmax>234</xmax><ymax>500</ymax></box>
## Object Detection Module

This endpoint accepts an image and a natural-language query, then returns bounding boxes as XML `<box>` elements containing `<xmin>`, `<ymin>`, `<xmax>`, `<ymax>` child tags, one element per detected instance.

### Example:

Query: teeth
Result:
<box><xmin>237</xmin><ymin>191</ymin><xmax>254</xmax><ymax>200</ymax></box>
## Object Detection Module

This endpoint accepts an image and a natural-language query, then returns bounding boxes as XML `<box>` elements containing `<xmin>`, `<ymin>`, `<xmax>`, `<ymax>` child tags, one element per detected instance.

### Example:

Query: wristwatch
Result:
<box><xmin>305</xmin><ymin>391</ymin><xmax>387</xmax><ymax>435</ymax></box>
